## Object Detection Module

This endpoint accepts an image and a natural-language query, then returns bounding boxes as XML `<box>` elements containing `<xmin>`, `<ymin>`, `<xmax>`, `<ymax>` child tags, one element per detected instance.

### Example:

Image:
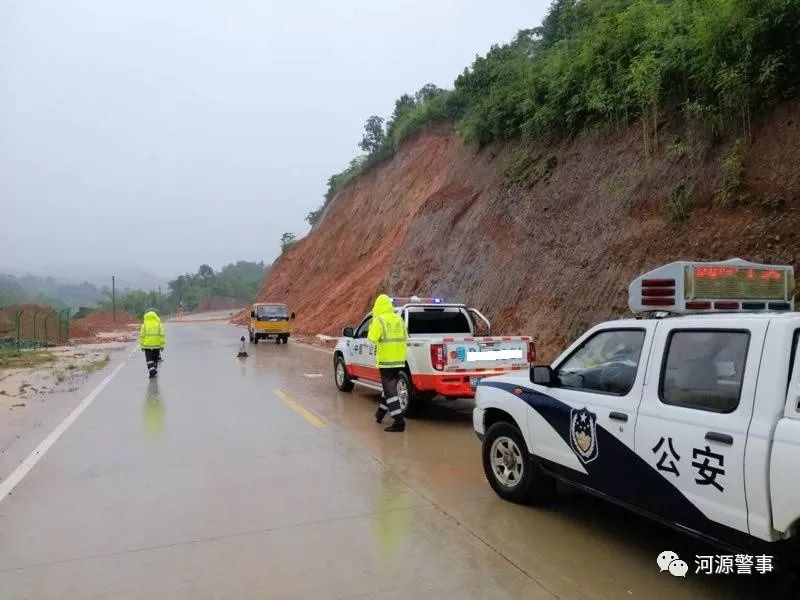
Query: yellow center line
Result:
<box><xmin>274</xmin><ymin>389</ymin><xmax>326</xmax><ymax>428</ymax></box>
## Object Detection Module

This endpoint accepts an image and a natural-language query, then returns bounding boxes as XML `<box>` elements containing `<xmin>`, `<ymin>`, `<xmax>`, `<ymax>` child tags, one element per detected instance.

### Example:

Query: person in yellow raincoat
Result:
<box><xmin>139</xmin><ymin>309</ymin><xmax>165</xmax><ymax>378</ymax></box>
<box><xmin>368</xmin><ymin>294</ymin><xmax>408</xmax><ymax>432</ymax></box>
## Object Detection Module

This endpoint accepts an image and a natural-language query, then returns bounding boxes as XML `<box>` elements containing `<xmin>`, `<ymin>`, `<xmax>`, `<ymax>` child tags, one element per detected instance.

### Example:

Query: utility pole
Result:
<box><xmin>158</xmin><ymin>286</ymin><xmax>162</xmax><ymax>312</ymax></box>
<box><xmin>112</xmin><ymin>275</ymin><xmax>116</xmax><ymax>323</ymax></box>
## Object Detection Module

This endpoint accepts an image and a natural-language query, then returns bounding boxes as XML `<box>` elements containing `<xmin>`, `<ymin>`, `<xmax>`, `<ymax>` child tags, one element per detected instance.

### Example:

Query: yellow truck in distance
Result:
<box><xmin>249</xmin><ymin>303</ymin><xmax>295</xmax><ymax>344</ymax></box>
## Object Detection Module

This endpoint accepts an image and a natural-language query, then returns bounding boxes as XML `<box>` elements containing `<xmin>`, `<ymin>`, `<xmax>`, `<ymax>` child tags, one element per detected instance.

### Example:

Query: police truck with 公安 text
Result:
<box><xmin>473</xmin><ymin>259</ymin><xmax>800</xmax><ymax>554</ymax></box>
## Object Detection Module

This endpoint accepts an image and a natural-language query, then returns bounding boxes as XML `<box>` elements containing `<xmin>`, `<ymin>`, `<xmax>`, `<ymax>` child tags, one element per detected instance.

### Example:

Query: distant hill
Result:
<box><xmin>0</xmin><ymin>273</ymin><xmax>102</xmax><ymax>310</ymax></box>
<box><xmin>0</xmin><ymin>263</ymin><xmax>167</xmax><ymax>292</ymax></box>
<box><xmin>48</xmin><ymin>265</ymin><xmax>166</xmax><ymax>292</ymax></box>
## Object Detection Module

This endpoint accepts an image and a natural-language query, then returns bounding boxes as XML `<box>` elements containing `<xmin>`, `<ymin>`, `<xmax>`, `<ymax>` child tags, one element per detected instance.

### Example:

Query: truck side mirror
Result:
<box><xmin>342</xmin><ymin>326</ymin><xmax>354</xmax><ymax>338</ymax></box>
<box><xmin>531</xmin><ymin>365</ymin><xmax>555</xmax><ymax>386</ymax></box>
<box><xmin>291</xmin><ymin>312</ymin><xmax>296</xmax><ymax>320</ymax></box>
<box><xmin>250</xmin><ymin>311</ymin><xmax>256</xmax><ymax>318</ymax></box>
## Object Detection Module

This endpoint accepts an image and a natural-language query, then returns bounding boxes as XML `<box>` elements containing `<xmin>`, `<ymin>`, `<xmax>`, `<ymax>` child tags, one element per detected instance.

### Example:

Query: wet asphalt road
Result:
<box><xmin>0</xmin><ymin>322</ymin><xmax>785</xmax><ymax>599</ymax></box>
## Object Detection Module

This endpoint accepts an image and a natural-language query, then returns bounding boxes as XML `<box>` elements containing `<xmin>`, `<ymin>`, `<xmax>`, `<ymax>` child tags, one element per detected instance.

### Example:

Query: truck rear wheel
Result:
<box><xmin>253</xmin><ymin>334</ymin><xmax>259</xmax><ymax>344</ymax></box>
<box><xmin>397</xmin><ymin>370</ymin><xmax>426</xmax><ymax>418</ymax></box>
<box><xmin>482</xmin><ymin>422</ymin><xmax>554</xmax><ymax>505</ymax></box>
<box><xmin>334</xmin><ymin>355</ymin><xmax>354</xmax><ymax>392</ymax></box>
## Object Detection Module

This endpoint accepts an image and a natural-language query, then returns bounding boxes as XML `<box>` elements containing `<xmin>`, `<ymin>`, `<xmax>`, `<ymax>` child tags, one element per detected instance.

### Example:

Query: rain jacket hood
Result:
<box><xmin>372</xmin><ymin>294</ymin><xmax>394</xmax><ymax>317</ymax></box>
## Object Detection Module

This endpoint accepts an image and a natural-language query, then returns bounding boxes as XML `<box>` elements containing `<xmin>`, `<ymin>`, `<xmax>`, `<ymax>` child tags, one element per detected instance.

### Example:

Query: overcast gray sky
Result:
<box><xmin>1</xmin><ymin>0</ymin><xmax>548</xmax><ymax>281</ymax></box>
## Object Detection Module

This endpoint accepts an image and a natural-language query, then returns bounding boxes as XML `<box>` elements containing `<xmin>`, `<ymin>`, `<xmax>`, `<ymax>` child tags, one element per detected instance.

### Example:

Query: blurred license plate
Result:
<box><xmin>470</xmin><ymin>377</ymin><xmax>483</xmax><ymax>388</ymax></box>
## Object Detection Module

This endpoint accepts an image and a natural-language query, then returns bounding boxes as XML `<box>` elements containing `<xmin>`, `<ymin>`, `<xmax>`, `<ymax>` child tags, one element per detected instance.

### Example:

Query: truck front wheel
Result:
<box><xmin>334</xmin><ymin>355</ymin><xmax>354</xmax><ymax>392</ymax></box>
<box><xmin>482</xmin><ymin>422</ymin><xmax>554</xmax><ymax>504</ymax></box>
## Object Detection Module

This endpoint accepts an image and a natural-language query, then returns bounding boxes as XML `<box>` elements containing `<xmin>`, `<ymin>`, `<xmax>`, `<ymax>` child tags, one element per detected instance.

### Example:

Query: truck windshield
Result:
<box><xmin>407</xmin><ymin>309</ymin><xmax>471</xmax><ymax>335</ymax></box>
<box><xmin>256</xmin><ymin>305</ymin><xmax>288</xmax><ymax>319</ymax></box>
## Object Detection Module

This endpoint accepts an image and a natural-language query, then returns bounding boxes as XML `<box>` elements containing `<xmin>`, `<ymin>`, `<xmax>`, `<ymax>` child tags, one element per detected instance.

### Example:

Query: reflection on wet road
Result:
<box><xmin>142</xmin><ymin>379</ymin><xmax>165</xmax><ymax>442</ymax></box>
<box><xmin>0</xmin><ymin>322</ymin><xmax>784</xmax><ymax>598</ymax></box>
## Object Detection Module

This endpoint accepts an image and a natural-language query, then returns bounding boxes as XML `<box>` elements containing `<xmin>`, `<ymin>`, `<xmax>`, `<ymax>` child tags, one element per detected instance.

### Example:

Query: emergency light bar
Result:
<box><xmin>390</xmin><ymin>296</ymin><xmax>444</xmax><ymax>305</ymax></box>
<box><xmin>629</xmin><ymin>258</ymin><xmax>795</xmax><ymax>314</ymax></box>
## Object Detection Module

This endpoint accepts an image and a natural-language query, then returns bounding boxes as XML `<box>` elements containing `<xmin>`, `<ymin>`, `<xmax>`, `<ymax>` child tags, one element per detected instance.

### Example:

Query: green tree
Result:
<box><xmin>162</xmin><ymin>261</ymin><xmax>268</xmax><ymax>311</ymax></box>
<box><xmin>415</xmin><ymin>83</ymin><xmax>442</xmax><ymax>103</ymax></box>
<box><xmin>197</xmin><ymin>264</ymin><xmax>214</xmax><ymax>280</ymax></box>
<box><xmin>385</xmin><ymin>94</ymin><xmax>415</xmax><ymax>140</ymax></box>
<box><xmin>306</xmin><ymin>206</ymin><xmax>324</xmax><ymax>227</ymax></box>
<box><xmin>628</xmin><ymin>52</ymin><xmax>664</xmax><ymax>153</ymax></box>
<box><xmin>280</xmin><ymin>232</ymin><xmax>297</xmax><ymax>253</ymax></box>
<box><xmin>359</xmin><ymin>116</ymin><xmax>385</xmax><ymax>153</ymax></box>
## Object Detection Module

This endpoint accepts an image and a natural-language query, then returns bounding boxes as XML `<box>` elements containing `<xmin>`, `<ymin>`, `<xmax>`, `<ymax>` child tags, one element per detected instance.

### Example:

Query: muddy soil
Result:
<box><xmin>70</xmin><ymin>310</ymin><xmax>137</xmax><ymax>341</ymax></box>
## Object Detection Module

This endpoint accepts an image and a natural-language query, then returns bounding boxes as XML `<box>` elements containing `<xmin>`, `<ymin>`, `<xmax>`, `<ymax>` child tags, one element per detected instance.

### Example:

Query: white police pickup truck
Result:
<box><xmin>474</xmin><ymin>259</ymin><xmax>800</xmax><ymax>552</ymax></box>
<box><xmin>334</xmin><ymin>297</ymin><xmax>534</xmax><ymax>416</ymax></box>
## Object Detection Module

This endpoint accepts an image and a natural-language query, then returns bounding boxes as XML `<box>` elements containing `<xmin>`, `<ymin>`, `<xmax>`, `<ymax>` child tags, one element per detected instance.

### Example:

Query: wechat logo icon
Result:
<box><xmin>657</xmin><ymin>550</ymin><xmax>688</xmax><ymax>577</ymax></box>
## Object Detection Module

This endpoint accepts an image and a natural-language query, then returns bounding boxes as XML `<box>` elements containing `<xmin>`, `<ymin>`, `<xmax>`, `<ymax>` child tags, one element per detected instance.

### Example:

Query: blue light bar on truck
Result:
<box><xmin>629</xmin><ymin>258</ymin><xmax>795</xmax><ymax>314</ymax></box>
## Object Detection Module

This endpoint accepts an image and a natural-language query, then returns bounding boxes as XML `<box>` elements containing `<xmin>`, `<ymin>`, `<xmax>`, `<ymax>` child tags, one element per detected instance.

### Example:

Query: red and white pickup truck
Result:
<box><xmin>333</xmin><ymin>298</ymin><xmax>534</xmax><ymax>416</ymax></box>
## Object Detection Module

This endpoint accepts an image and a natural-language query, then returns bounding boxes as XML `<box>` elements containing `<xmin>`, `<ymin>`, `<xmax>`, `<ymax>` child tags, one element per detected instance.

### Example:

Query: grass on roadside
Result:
<box><xmin>0</xmin><ymin>350</ymin><xmax>57</xmax><ymax>371</ymax></box>
<box><xmin>82</xmin><ymin>354</ymin><xmax>111</xmax><ymax>375</ymax></box>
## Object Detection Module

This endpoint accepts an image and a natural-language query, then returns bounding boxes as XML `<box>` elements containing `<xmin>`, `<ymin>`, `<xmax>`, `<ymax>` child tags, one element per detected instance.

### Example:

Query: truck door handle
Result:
<box><xmin>705</xmin><ymin>432</ymin><xmax>733</xmax><ymax>445</ymax></box>
<box><xmin>609</xmin><ymin>412</ymin><xmax>628</xmax><ymax>422</ymax></box>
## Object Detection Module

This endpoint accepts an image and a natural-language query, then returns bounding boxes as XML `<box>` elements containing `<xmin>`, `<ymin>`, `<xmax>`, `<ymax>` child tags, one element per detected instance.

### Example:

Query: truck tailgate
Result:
<box><xmin>442</xmin><ymin>337</ymin><xmax>531</xmax><ymax>372</ymax></box>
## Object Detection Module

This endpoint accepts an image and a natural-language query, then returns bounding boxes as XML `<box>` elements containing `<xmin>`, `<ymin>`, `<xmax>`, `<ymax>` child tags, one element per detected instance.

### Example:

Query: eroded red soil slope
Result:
<box><xmin>257</xmin><ymin>104</ymin><xmax>800</xmax><ymax>360</ymax></box>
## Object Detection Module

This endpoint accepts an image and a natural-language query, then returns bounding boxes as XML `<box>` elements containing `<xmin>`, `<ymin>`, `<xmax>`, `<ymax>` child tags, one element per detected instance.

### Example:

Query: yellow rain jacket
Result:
<box><xmin>367</xmin><ymin>294</ymin><xmax>407</xmax><ymax>369</ymax></box>
<box><xmin>139</xmin><ymin>311</ymin><xmax>165</xmax><ymax>350</ymax></box>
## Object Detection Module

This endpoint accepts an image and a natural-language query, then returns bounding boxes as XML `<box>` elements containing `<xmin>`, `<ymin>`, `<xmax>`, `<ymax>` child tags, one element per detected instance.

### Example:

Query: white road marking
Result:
<box><xmin>0</xmin><ymin>361</ymin><xmax>126</xmax><ymax>503</ymax></box>
<box><xmin>288</xmin><ymin>339</ymin><xmax>333</xmax><ymax>355</ymax></box>
<box><xmin>303</xmin><ymin>373</ymin><xmax>323</xmax><ymax>378</ymax></box>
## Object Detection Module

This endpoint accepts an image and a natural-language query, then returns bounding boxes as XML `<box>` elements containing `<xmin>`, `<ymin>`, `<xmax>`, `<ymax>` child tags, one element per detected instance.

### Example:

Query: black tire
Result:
<box><xmin>248</xmin><ymin>329</ymin><xmax>254</xmax><ymax>342</ymax></box>
<box><xmin>253</xmin><ymin>334</ymin><xmax>259</xmax><ymax>345</ymax></box>
<box><xmin>334</xmin><ymin>355</ymin><xmax>354</xmax><ymax>392</ymax></box>
<box><xmin>482</xmin><ymin>421</ymin><xmax>555</xmax><ymax>504</ymax></box>
<box><xmin>282</xmin><ymin>335</ymin><xmax>289</xmax><ymax>344</ymax></box>
<box><xmin>275</xmin><ymin>337</ymin><xmax>280</xmax><ymax>344</ymax></box>
<box><xmin>774</xmin><ymin>536</ymin><xmax>800</xmax><ymax>588</ymax></box>
<box><xmin>397</xmin><ymin>370</ymin><xmax>427</xmax><ymax>418</ymax></box>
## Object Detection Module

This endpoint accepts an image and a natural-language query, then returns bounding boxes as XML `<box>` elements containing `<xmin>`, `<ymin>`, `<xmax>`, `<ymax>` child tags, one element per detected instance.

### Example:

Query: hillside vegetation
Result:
<box><xmin>110</xmin><ymin>261</ymin><xmax>268</xmax><ymax>317</ymax></box>
<box><xmin>305</xmin><ymin>0</ymin><xmax>800</xmax><ymax>226</ymax></box>
<box><xmin>2</xmin><ymin>261</ymin><xmax>267</xmax><ymax>320</ymax></box>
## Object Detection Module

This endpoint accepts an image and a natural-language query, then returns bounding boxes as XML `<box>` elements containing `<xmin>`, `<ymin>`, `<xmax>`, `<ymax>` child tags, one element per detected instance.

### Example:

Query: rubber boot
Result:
<box><xmin>375</xmin><ymin>407</ymin><xmax>388</xmax><ymax>424</ymax></box>
<box><xmin>384</xmin><ymin>418</ymin><xmax>405</xmax><ymax>433</ymax></box>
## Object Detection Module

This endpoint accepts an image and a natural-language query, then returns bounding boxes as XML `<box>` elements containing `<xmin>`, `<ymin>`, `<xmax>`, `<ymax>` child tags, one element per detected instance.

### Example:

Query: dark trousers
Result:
<box><xmin>378</xmin><ymin>368</ymin><xmax>403</xmax><ymax>419</ymax></box>
<box><xmin>144</xmin><ymin>349</ymin><xmax>161</xmax><ymax>374</ymax></box>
